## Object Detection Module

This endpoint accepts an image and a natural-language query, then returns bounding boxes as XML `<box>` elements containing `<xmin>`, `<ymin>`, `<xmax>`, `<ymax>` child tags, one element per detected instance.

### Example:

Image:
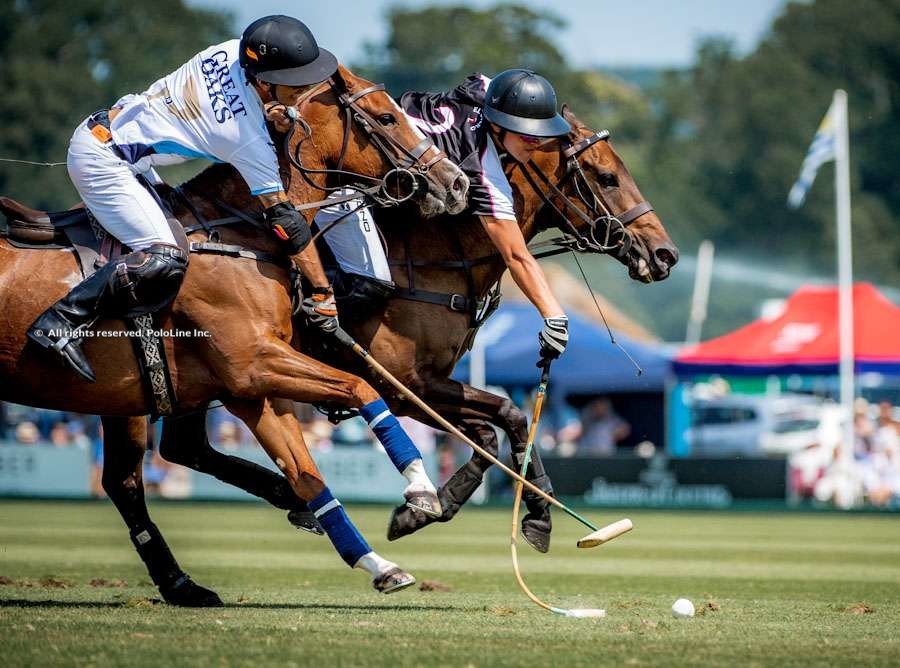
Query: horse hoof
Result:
<box><xmin>521</xmin><ymin>514</ymin><xmax>551</xmax><ymax>554</ymax></box>
<box><xmin>387</xmin><ymin>504</ymin><xmax>429</xmax><ymax>541</ymax></box>
<box><xmin>161</xmin><ymin>577</ymin><xmax>224</xmax><ymax>607</ymax></box>
<box><xmin>404</xmin><ymin>487</ymin><xmax>443</xmax><ymax>518</ymax></box>
<box><xmin>372</xmin><ymin>567</ymin><xmax>416</xmax><ymax>594</ymax></box>
<box><xmin>287</xmin><ymin>509</ymin><xmax>324</xmax><ymax>535</ymax></box>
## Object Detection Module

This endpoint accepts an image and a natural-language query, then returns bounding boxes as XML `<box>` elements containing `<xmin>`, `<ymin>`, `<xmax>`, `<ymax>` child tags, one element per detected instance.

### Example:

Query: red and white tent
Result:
<box><xmin>674</xmin><ymin>283</ymin><xmax>900</xmax><ymax>377</ymax></box>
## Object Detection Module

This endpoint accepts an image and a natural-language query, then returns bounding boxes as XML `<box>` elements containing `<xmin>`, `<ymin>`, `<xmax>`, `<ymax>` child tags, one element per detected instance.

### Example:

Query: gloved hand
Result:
<box><xmin>264</xmin><ymin>202</ymin><xmax>311</xmax><ymax>254</ymax></box>
<box><xmin>302</xmin><ymin>287</ymin><xmax>339</xmax><ymax>334</ymax></box>
<box><xmin>264</xmin><ymin>102</ymin><xmax>295</xmax><ymax>133</ymax></box>
<box><xmin>537</xmin><ymin>315</ymin><xmax>569</xmax><ymax>367</ymax></box>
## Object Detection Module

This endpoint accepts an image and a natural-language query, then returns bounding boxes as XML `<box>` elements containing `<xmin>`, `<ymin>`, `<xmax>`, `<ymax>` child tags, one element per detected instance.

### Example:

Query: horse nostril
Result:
<box><xmin>452</xmin><ymin>174</ymin><xmax>466</xmax><ymax>193</ymax></box>
<box><xmin>655</xmin><ymin>247</ymin><xmax>678</xmax><ymax>269</ymax></box>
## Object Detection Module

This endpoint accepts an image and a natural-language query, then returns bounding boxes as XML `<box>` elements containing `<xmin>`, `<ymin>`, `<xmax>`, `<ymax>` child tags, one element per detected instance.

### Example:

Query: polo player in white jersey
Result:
<box><xmin>27</xmin><ymin>15</ymin><xmax>340</xmax><ymax>383</ymax></box>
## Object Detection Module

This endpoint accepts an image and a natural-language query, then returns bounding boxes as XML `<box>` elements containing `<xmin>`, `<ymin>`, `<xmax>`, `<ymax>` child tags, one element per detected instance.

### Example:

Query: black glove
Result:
<box><xmin>264</xmin><ymin>202</ymin><xmax>311</xmax><ymax>254</ymax></box>
<box><xmin>301</xmin><ymin>287</ymin><xmax>339</xmax><ymax>334</ymax></box>
<box><xmin>537</xmin><ymin>316</ymin><xmax>569</xmax><ymax>367</ymax></box>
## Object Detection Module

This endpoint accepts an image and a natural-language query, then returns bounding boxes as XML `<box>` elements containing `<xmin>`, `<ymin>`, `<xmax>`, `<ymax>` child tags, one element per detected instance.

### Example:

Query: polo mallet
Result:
<box><xmin>509</xmin><ymin>361</ymin><xmax>627</xmax><ymax>617</ymax></box>
<box><xmin>333</xmin><ymin>328</ymin><xmax>632</xmax><ymax>549</ymax></box>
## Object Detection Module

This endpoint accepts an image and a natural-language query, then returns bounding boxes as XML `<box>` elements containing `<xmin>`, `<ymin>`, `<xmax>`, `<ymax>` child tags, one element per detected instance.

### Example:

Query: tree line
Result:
<box><xmin>2</xmin><ymin>1</ymin><xmax>896</xmax><ymax>339</ymax></box>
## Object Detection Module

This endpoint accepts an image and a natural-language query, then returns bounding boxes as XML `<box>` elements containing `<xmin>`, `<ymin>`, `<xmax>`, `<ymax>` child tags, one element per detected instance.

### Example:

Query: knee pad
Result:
<box><xmin>112</xmin><ymin>244</ymin><xmax>189</xmax><ymax>316</ymax></box>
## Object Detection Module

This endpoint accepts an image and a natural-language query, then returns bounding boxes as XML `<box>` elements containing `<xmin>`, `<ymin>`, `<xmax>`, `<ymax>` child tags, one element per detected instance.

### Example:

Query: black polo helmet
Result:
<box><xmin>239</xmin><ymin>15</ymin><xmax>338</xmax><ymax>86</ymax></box>
<box><xmin>483</xmin><ymin>69</ymin><xmax>571</xmax><ymax>137</ymax></box>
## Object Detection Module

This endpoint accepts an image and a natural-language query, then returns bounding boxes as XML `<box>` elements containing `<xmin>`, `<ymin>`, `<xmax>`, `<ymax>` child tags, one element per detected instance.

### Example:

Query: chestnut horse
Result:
<box><xmin>0</xmin><ymin>64</ymin><xmax>467</xmax><ymax>604</ymax></box>
<box><xmin>157</xmin><ymin>105</ymin><xmax>678</xmax><ymax>552</ymax></box>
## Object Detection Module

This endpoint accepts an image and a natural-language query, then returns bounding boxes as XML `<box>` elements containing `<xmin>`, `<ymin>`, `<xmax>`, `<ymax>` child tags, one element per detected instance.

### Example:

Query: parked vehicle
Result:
<box><xmin>686</xmin><ymin>394</ymin><xmax>824</xmax><ymax>457</ymax></box>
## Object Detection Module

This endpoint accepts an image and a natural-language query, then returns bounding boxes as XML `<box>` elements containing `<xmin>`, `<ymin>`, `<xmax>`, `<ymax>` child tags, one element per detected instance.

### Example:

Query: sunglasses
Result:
<box><xmin>517</xmin><ymin>133</ymin><xmax>543</xmax><ymax>143</ymax></box>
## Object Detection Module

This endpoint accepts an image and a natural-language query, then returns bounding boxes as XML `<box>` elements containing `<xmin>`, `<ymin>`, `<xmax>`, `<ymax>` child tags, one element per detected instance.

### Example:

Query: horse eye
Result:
<box><xmin>597</xmin><ymin>172</ymin><xmax>618</xmax><ymax>188</ymax></box>
<box><xmin>378</xmin><ymin>113</ymin><xmax>396</xmax><ymax>125</ymax></box>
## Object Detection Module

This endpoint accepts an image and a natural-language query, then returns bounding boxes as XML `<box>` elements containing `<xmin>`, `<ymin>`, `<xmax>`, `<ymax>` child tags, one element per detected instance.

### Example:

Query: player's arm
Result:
<box><xmin>479</xmin><ymin>215</ymin><xmax>569</xmax><ymax>364</ymax></box>
<box><xmin>257</xmin><ymin>190</ymin><xmax>329</xmax><ymax>288</ymax></box>
<box><xmin>478</xmin><ymin>215</ymin><xmax>563</xmax><ymax>318</ymax></box>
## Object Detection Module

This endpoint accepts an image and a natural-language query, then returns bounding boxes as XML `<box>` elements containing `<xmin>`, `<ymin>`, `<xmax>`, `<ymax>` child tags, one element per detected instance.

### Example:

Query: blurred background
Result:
<box><xmin>1</xmin><ymin>0</ymin><xmax>898</xmax><ymax>511</ymax></box>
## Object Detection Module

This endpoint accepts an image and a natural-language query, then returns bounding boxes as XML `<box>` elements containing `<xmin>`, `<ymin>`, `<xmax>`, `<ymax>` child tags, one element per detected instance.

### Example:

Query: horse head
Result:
<box><xmin>288</xmin><ymin>64</ymin><xmax>469</xmax><ymax>218</ymax></box>
<box><xmin>519</xmin><ymin>105</ymin><xmax>678</xmax><ymax>282</ymax></box>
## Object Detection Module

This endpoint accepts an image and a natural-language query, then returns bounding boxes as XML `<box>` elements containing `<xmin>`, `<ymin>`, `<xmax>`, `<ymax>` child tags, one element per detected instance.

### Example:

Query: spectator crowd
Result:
<box><xmin>790</xmin><ymin>399</ymin><xmax>900</xmax><ymax>509</ymax></box>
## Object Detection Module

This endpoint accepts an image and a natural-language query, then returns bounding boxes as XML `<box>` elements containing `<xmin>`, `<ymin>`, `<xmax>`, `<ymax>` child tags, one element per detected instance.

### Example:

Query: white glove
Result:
<box><xmin>538</xmin><ymin>316</ymin><xmax>569</xmax><ymax>366</ymax></box>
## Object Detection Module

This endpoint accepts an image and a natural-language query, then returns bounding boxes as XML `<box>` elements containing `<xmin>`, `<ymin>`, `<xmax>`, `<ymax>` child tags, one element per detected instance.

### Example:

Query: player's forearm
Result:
<box><xmin>506</xmin><ymin>254</ymin><xmax>564</xmax><ymax>318</ymax></box>
<box><xmin>257</xmin><ymin>191</ymin><xmax>289</xmax><ymax>209</ymax></box>
<box><xmin>295</xmin><ymin>243</ymin><xmax>330</xmax><ymax>289</ymax></box>
<box><xmin>256</xmin><ymin>192</ymin><xmax>329</xmax><ymax>288</ymax></box>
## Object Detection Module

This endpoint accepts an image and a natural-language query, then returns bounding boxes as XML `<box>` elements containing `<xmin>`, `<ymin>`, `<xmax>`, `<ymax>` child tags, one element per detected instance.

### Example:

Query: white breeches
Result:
<box><xmin>314</xmin><ymin>190</ymin><xmax>391</xmax><ymax>281</ymax></box>
<box><xmin>66</xmin><ymin>119</ymin><xmax>176</xmax><ymax>250</ymax></box>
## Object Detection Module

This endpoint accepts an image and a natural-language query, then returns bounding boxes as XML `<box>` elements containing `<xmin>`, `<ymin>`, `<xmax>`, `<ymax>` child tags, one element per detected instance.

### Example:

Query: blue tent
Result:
<box><xmin>453</xmin><ymin>302</ymin><xmax>672</xmax><ymax>394</ymax></box>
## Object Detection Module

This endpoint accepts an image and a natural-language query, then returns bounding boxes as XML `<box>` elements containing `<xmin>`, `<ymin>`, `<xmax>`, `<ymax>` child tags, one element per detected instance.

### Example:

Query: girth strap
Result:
<box><xmin>393</xmin><ymin>286</ymin><xmax>473</xmax><ymax>313</ymax></box>
<box><xmin>189</xmin><ymin>241</ymin><xmax>288</xmax><ymax>267</ymax></box>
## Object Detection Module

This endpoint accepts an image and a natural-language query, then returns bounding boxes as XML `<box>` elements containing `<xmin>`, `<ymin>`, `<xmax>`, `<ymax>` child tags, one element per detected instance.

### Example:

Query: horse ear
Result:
<box><xmin>333</xmin><ymin>64</ymin><xmax>351</xmax><ymax>91</ymax></box>
<box><xmin>561</xmin><ymin>104</ymin><xmax>585</xmax><ymax>131</ymax></box>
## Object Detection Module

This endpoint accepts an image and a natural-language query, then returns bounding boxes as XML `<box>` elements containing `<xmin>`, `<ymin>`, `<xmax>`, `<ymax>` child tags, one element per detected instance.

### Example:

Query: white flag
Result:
<box><xmin>787</xmin><ymin>98</ymin><xmax>838</xmax><ymax>208</ymax></box>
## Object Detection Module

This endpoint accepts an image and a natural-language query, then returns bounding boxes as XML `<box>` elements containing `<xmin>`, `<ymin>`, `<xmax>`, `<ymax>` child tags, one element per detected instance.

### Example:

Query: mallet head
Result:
<box><xmin>577</xmin><ymin>518</ymin><xmax>633</xmax><ymax>548</ymax></box>
<box><xmin>563</xmin><ymin>608</ymin><xmax>607</xmax><ymax>618</ymax></box>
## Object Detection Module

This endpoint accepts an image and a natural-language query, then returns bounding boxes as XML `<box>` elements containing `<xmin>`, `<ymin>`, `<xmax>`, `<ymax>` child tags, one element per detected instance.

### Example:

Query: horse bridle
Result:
<box><xmin>518</xmin><ymin>129</ymin><xmax>654</xmax><ymax>258</ymax></box>
<box><xmin>283</xmin><ymin>77</ymin><xmax>448</xmax><ymax>208</ymax></box>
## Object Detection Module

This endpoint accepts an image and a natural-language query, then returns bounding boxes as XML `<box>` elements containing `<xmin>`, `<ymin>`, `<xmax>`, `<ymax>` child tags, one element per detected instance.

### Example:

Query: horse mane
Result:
<box><xmin>179</xmin><ymin>163</ymin><xmax>259</xmax><ymax>212</ymax></box>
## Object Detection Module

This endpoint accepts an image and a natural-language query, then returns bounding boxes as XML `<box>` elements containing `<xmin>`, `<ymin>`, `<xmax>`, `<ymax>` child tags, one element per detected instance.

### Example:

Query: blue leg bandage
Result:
<box><xmin>360</xmin><ymin>398</ymin><xmax>421</xmax><ymax>472</ymax></box>
<box><xmin>308</xmin><ymin>487</ymin><xmax>370</xmax><ymax>567</ymax></box>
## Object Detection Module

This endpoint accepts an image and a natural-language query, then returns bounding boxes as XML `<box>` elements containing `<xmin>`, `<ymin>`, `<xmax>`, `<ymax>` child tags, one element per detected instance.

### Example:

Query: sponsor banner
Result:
<box><xmin>544</xmin><ymin>455</ymin><xmax>787</xmax><ymax>508</ymax></box>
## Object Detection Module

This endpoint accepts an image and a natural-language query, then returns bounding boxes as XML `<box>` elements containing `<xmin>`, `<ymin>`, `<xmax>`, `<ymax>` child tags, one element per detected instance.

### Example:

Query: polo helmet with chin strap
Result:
<box><xmin>483</xmin><ymin>69</ymin><xmax>571</xmax><ymax>137</ymax></box>
<box><xmin>239</xmin><ymin>15</ymin><xmax>338</xmax><ymax>86</ymax></box>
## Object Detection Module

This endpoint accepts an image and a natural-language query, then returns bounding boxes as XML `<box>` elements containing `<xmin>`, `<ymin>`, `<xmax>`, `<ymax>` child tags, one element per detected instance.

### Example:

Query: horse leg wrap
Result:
<box><xmin>359</xmin><ymin>398</ymin><xmax>420</xmax><ymax>472</ymax></box>
<box><xmin>308</xmin><ymin>487</ymin><xmax>371</xmax><ymax>567</ymax></box>
<box><xmin>512</xmin><ymin>448</ymin><xmax>554</xmax><ymax>509</ymax></box>
<box><xmin>129</xmin><ymin>522</ymin><xmax>186</xmax><ymax>590</ymax></box>
<box><xmin>512</xmin><ymin>449</ymin><xmax>553</xmax><ymax>554</ymax></box>
<box><xmin>436</xmin><ymin>460</ymin><xmax>485</xmax><ymax>521</ymax></box>
<box><xmin>386</xmin><ymin>459</ymin><xmax>485</xmax><ymax>540</ymax></box>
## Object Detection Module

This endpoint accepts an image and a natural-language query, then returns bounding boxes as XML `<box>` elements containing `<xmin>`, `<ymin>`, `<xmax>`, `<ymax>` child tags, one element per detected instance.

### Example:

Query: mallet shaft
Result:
<box><xmin>342</xmin><ymin>334</ymin><xmax>599</xmax><ymax>532</ymax></box>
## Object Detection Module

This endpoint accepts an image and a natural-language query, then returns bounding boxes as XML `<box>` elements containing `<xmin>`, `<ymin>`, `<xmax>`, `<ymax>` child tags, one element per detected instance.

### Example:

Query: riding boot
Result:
<box><xmin>513</xmin><ymin>449</ymin><xmax>554</xmax><ymax>554</ymax></box>
<box><xmin>26</xmin><ymin>259</ymin><xmax>121</xmax><ymax>383</ymax></box>
<box><xmin>26</xmin><ymin>243</ymin><xmax>187</xmax><ymax>383</ymax></box>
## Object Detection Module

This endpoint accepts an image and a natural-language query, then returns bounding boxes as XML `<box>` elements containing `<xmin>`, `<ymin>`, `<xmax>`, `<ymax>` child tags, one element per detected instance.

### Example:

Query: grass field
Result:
<box><xmin>1</xmin><ymin>500</ymin><xmax>898</xmax><ymax>667</ymax></box>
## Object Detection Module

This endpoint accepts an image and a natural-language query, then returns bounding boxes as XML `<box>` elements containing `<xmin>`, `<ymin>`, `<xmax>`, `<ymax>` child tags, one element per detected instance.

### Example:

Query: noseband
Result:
<box><xmin>283</xmin><ymin>78</ymin><xmax>448</xmax><ymax>207</ymax></box>
<box><xmin>520</xmin><ymin>130</ymin><xmax>653</xmax><ymax>258</ymax></box>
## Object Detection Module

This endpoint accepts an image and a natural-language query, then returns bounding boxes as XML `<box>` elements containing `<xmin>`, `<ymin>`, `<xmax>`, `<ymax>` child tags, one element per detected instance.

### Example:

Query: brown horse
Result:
<box><xmin>156</xmin><ymin>104</ymin><xmax>678</xmax><ymax>552</ymax></box>
<box><xmin>0</xmin><ymin>64</ymin><xmax>467</xmax><ymax>604</ymax></box>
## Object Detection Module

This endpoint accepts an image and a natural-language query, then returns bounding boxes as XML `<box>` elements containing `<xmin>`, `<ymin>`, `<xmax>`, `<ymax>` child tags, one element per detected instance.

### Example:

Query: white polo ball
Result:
<box><xmin>671</xmin><ymin>598</ymin><xmax>695</xmax><ymax>618</ymax></box>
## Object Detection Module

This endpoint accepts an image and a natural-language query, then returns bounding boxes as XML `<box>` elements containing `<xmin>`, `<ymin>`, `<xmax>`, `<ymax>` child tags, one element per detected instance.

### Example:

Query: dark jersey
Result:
<box><xmin>399</xmin><ymin>74</ymin><xmax>516</xmax><ymax>220</ymax></box>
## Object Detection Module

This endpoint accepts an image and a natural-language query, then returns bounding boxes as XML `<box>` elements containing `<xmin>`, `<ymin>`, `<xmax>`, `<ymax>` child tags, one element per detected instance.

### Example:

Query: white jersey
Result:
<box><xmin>109</xmin><ymin>39</ymin><xmax>282</xmax><ymax>196</ymax></box>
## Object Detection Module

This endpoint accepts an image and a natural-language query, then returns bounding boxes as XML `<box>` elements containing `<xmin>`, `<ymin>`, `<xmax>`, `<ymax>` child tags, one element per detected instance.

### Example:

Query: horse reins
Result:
<box><xmin>283</xmin><ymin>77</ymin><xmax>448</xmax><ymax>208</ymax></box>
<box><xmin>517</xmin><ymin>130</ymin><xmax>653</xmax><ymax>259</ymax></box>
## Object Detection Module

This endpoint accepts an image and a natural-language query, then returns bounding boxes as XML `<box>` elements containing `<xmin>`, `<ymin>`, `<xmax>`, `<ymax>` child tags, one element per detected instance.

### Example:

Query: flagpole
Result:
<box><xmin>833</xmin><ymin>89</ymin><xmax>855</xmax><ymax>459</ymax></box>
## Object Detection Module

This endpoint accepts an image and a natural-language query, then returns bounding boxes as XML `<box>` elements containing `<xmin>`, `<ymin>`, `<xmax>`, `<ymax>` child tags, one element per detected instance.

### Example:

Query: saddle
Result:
<box><xmin>0</xmin><ymin>195</ymin><xmax>130</xmax><ymax>278</ymax></box>
<box><xmin>1</xmin><ymin>197</ymin><xmax>88</xmax><ymax>243</ymax></box>
<box><xmin>0</xmin><ymin>194</ymin><xmax>185</xmax><ymax>420</ymax></box>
